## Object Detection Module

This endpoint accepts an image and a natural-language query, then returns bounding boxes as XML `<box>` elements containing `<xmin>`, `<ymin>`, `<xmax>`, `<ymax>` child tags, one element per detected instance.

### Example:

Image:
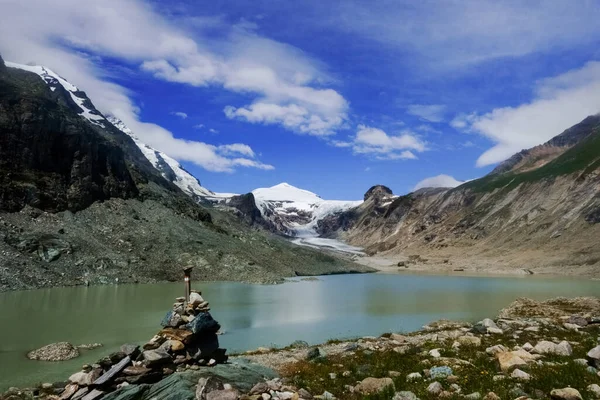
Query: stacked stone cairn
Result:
<box><xmin>38</xmin><ymin>290</ymin><xmax>227</xmax><ymax>400</ymax></box>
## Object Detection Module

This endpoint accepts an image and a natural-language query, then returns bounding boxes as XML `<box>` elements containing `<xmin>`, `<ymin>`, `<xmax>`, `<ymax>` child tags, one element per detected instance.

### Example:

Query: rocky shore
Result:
<box><xmin>2</xmin><ymin>297</ymin><xmax>600</xmax><ymax>400</ymax></box>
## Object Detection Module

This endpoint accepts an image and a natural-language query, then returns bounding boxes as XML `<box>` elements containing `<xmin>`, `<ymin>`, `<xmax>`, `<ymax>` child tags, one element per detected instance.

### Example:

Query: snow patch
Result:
<box><xmin>6</xmin><ymin>62</ymin><xmax>106</xmax><ymax>128</ymax></box>
<box><xmin>107</xmin><ymin>117</ymin><xmax>235</xmax><ymax>200</ymax></box>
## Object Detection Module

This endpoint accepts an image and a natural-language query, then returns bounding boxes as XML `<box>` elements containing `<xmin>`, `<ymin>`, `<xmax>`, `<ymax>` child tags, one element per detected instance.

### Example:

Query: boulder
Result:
<box><xmin>534</xmin><ymin>341</ymin><xmax>559</xmax><ymax>355</ymax></box>
<box><xmin>196</xmin><ymin>377</ymin><xmax>224</xmax><ymax>400</ymax></box>
<box><xmin>186</xmin><ymin>313</ymin><xmax>220</xmax><ymax>335</ymax></box>
<box><xmin>473</xmin><ymin>319</ymin><xmax>502</xmax><ymax>334</ymax></box>
<box><xmin>550</xmin><ymin>388</ymin><xmax>583</xmax><ymax>400</ymax></box>
<box><xmin>406</xmin><ymin>372</ymin><xmax>422</xmax><ymax>381</ymax></box>
<box><xmin>120</xmin><ymin>344</ymin><xmax>140</xmax><ymax>359</ymax></box>
<box><xmin>393</xmin><ymin>392</ymin><xmax>419</xmax><ymax>400</ymax></box>
<box><xmin>588</xmin><ymin>384</ymin><xmax>600</xmax><ymax>399</ymax></box>
<box><xmin>427</xmin><ymin>382</ymin><xmax>443</xmax><ymax>395</ymax></box>
<box><xmin>355</xmin><ymin>377</ymin><xmax>395</xmax><ymax>395</ymax></box>
<box><xmin>511</xmin><ymin>369</ymin><xmax>531</xmax><ymax>381</ymax></box>
<box><xmin>496</xmin><ymin>352</ymin><xmax>527</xmax><ymax>372</ymax></box>
<box><xmin>158</xmin><ymin>328</ymin><xmax>194</xmax><ymax>344</ymax></box>
<box><xmin>555</xmin><ymin>341</ymin><xmax>573</xmax><ymax>356</ymax></box>
<box><xmin>27</xmin><ymin>342</ymin><xmax>80</xmax><ymax>361</ymax></box>
<box><xmin>69</xmin><ymin>371</ymin><xmax>95</xmax><ymax>386</ymax></box>
<box><xmin>588</xmin><ymin>345</ymin><xmax>600</xmax><ymax>368</ymax></box>
<box><xmin>189</xmin><ymin>292</ymin><xmax>204</xmax><ymax>305</ymax></box>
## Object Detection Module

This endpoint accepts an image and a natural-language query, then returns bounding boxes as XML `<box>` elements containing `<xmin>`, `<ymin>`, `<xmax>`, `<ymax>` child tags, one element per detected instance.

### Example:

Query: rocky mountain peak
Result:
<box><xmin>364</xmin><ymin>185</ymin><xmax>393</xmax><ymax>201</ymax></box>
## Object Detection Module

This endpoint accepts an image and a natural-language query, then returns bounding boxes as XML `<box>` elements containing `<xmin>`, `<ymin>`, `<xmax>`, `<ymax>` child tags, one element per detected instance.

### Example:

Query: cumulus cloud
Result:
<box><xmin>171</xmin><ymin>111</ymin><xmax>188</xmax><ymax>119</ymax></box>
<box><xmin>413</xmin><ymin>174</ymin><xmax>464</xmax><ymax>191</ymax></box>
<box><xmin>0</xmin><ymin>0</ymin><xmax>347</xmax><ymax>172</ymax></box>
<box><xmin>407</xmin><ymin>104</ymin><xmax>446</xmax><ymax>123</ymax></box>
<box><xmin>453</xmin><ymin>61</ymin><xmax>600</xmax><ymax>166</ymax></box>
<box><xmin>350</xmin><ymin>125</ymin><xmax>426</xmax><ymax>160</ymax></box>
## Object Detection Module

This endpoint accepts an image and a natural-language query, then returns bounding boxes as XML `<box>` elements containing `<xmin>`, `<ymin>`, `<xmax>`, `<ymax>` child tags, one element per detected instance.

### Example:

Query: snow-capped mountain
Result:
<box><xmin>250</xmin><ymin>183</ymin><xmax>363</xmax><ymax>236</ymax></box>
<box><xmin>6</xmin><ymin>61</ymin><xmax>362</xmax><ymax>239</ymax></box>
<box><xmin>6</xmin><ymin>62</ymin><xmax>107</xmax><ymax>128</ymax></box>
<box><xmin>107</xmin><ymin>117</ymin><xmax>235</xmax><ymax>202</ymax></box>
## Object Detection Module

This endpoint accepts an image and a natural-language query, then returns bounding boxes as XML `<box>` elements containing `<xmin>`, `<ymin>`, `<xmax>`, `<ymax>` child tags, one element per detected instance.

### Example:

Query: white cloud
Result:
<box><xmin>454</xmin><ymin>61</ymin><xmax>600</xmax><ymax>166</ymax></box>
<box><xmin>193</xmin><ymin>124</ymin><xmax>205</xmax><ymax>129</ymax></box>
<box><xmin>0</xmin><ymin>0</ymin><xmax>347</xmax><ymax>176</ymax></box>
<box><xmin>171</xmin><ymin>111</ymin><xmax>188</xmax><ymax>119</ymax></box>
<box><xmin>407</xmin><ymin>104</ymin><xmax>446</xmax><ymax>123</ymax></box>
<box><xmin>351</xmin><ymin>125</ymin><xmax>426</xmax><ymax>160</ymax></box>
<box><xmin>329</xmin><ymin>1</ymin><xmax>600</xmax><ymax>68</ymax></box>
<box><xmin>413</xmin><ymin>175</ymin><xmax>464</xmax><ymax>191</ymax></box>
<box><xmin>208</xmin><ymin>128</ymin><xmax>219</xmax><ymax>134</ymax></box>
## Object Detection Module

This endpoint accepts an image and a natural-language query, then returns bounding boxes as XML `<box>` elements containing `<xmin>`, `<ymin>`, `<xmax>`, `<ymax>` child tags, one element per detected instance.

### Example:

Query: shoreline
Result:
<box><xmin>4</xmin><ymin>296</ymin><xmax>600</xmax><ymax>400</ymax></box>
<box><xmin>355</xmin><ymin>254</ymin><xmax>600</xmax><ymax>280</ymax></box>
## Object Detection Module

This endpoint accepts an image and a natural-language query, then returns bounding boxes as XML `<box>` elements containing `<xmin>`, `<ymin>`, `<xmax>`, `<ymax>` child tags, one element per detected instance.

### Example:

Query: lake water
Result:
<box><xmin>1</xmin><ymin>272</ymin><xmax>599</xmax><ymax>390</ymax></box>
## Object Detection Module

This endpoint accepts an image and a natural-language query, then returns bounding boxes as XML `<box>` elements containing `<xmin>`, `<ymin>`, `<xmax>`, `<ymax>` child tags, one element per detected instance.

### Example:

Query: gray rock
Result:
<box><xmin>555</xmin><ymin>341</ymin><xmax>573</xmax><ymax>356</ymax></box>
<box><xmin>550</xmin><ymin>388</ymin><xmax>583</xmax><ymax>400</ymax></box>
<box><xmin>511</xmin><ymin>369</ymin><xmax>531</xmax><ymax>381</ymax></box>
<box><xmin>306</xmin><ymin>347</ymin><xmax>320</xmax><ymax>360</ymax></box>
<box><xmin>486</xmin><ymin>345</ymin><xmax>508</xmax><ymax>356</ymax></box>
<box><xmin>290</xmin><ymin>340</ymin><xmax>309</xmax><ymax>349</ymax></box>
<box><xmin>534</xmin><ymin>340</ymin><xmax>559</xmax><ymax>355</ymax></box>
<box><xmin>406</xmin><ymin>372</ymin><xmax>422</xmax><ymax>381</ymax></box>
<box><xmin>186</xmin><ymin>313</ymin><xmax>220</xmax><ymax>335</ymax></box>
<box><xmin>465</xmin><ymin>393</ymin><xmax>481</xmax><ymax>400</ymax></box>
<box><xmin>588</xmin><ymin>384</ymin><xmax>600</xmax><ymax>399</ymax></box>
<box><xmin>393</xmin><ymin>391</ymin><xmax>419</xmax><ymax>400</ymax></box>
<box><xmin>120</xmin><ymin>344</ymin><xmax>140</xmax><ymax>358</ymax></box>
<box><xmin>568</xmin><ymin>315</ymin><xmax>588</xmax><ymax>327</ymax></box>
<box><xmin>189</xmin><ymin>292</ymin><xmax>204</xmax><ymax>305</ymax></box>
<box><xmin>588</xmin><ymin>345</ymin><xmax>600</xmax><ymax>367</ymax></box>
<box><xmin>427</xmin><ymin>382</ymin><xmax>443</xmax><ymax>395</ymax></box>
<box><xmin>574</xmin><ymin>359</ymin><xmax>588</xmax><ymax>366</ymax></box>
<box><xmin>142</xmin><ymin>349</ymin><xmax>171</xmax><ymax>366</ymax></box>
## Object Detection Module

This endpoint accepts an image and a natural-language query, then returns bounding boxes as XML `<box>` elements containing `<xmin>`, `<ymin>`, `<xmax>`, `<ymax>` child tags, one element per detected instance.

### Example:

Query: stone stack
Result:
<box><xmin>32</xmin><ymin>291</ymin><xmax>228</xmax><ymax>400</ymax></box>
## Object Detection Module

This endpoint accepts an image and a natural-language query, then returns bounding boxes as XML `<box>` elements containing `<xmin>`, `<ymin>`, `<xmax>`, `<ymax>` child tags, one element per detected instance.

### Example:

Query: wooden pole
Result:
<box><xmin>183</xmin><ymin>267</ymin><xmax>193</xmax><ymax>302</ymax></box>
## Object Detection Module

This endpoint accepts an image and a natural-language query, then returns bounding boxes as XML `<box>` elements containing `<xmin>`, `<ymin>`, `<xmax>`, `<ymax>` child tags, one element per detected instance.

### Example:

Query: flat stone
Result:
<box><xmin>564</xmin><ymin>323</ymin><xmax>580</xmax><ymax>331</ymax></box>
<box><xmin>206</xmin><ymin>389</ymin><xmax>240</xmax><ymax>400</ymax></box>
<box><xmin>534</xmin><ymin>340</ymin><xmax>558</xmax><ymax>354</ymax></box>
<box><xmin>158</xmin><ymin>328</ymin><xmax>194</xmax><ymax>344</ymax></box>
<box><xmin>122</xmin><ymin>366</ymin><xmax>152</xmax><ymax>376</ymax></box>
<box><xmin>120</xmin><ymin>344</ymin><xmax>140</xmax><ymax>358</ymax></box>
<box><xmin>568</xmin><ymin>315</ymin><xmax>588</xmax><ymax>327</ymax></box>
<box><xmin>81</xmin><ymin>389</ymin><xmax>104</xmax><ymax>400</ymax></box>
<box><xmin>94</xmin><ymin>356</ymin><xmax>131</xmax><ymax>386</ymax></box>
<box><xmin>28</xmin><ymin>342</ymin><xmax>79</xmax><ymax>361</ymax></box>
<box><xmin>355</xmin><ymin>377</ymin><xmax>395</xmax><ymax>395</ymax></box>
<box><xmin>60</xmin><ymin>384</ymin><xmax>79</xmax><ymax>400</ymax></box>
<box><xmin>143</xmin><ymin>350</ymin><xmax>171</xmax><ymax>366</ymax></box>
<box><xmin>550</xmin><ymin>388</ymin><xmax>583</xmax><ymax>400</ymax></box>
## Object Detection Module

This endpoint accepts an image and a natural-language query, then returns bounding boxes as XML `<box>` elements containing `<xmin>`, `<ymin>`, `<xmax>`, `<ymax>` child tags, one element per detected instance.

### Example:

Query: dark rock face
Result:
<box><xmin>0</xmin><ymin>64</ymin><xmax>210</xmax><ymax>223</ymax></box>
<box><xmin>0</xmin><ymin>54</ymin><xmax>5</xmax><ymax>71</ymax></box>
<box><xmin>364</xmin><ymin>185</ymin><xmax>393</xmax><ymax>201</ymax></box>
<box><xmin>228</xmin><ymin>193</ymin><xmax>264</xmax><ymax>226</ymax></box>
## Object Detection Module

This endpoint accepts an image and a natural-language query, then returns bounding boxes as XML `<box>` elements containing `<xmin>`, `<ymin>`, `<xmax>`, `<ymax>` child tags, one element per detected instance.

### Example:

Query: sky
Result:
<box><xmin>2</xmin><ymin>0</ymin><xmax>600</xmax><ymax>199</ymax></box>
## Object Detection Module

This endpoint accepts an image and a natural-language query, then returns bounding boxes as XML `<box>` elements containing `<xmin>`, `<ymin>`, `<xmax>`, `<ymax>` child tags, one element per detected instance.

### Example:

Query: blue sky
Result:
<box><xmin>2</xmin><ymin>0</ymin><xmax>600</xmax><ymax>199</ymax></box>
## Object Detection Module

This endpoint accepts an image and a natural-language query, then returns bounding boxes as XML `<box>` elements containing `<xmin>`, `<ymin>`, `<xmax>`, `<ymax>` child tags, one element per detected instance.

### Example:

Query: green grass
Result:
<box><xmin>280</xmin><ymin>325</ymin><xmax>600</xmax><ymax>400</ymax></box>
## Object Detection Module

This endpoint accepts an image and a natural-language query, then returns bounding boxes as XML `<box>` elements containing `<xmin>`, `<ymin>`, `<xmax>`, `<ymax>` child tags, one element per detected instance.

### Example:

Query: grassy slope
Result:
<box><xmin>460</xmin><ymin>127</ymin><xmax>600</xmax><ymax>193</ymax></box>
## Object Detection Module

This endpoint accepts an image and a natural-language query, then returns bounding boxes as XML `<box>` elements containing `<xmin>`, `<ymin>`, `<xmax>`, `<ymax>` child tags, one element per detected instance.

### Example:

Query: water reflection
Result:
<box><xmin>0</xmin><ymin>273</ymin><xmax>599</xmax><ymax>389</ymax></box>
